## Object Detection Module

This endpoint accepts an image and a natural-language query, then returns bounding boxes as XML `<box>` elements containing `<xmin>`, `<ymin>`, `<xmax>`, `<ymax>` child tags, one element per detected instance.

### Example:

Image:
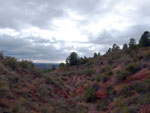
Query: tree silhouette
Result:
<box><xmin>129</xmin><ymin>38</ymin><xmax>136</xmax><ymax>49</ymax></box>
<box><xmin>139</xmin><ymin>31</ymin><xmax>150</xmax><ymax>47</ymax></box>
<box><xmin>66</xmin><ymin>52</ymin><xmax>78</xmax><ymax>65</ymax></box>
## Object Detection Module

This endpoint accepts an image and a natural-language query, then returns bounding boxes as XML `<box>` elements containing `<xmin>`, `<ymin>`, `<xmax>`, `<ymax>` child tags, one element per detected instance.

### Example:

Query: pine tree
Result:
<box><xmin>129</xmin><ymin>38</ymin><xmax>136</xmax><ymax>49</ymax></box>
<box><xmin>93</xmin><ymin>53</ymin><xmax>98</xmax><ymax>58</ymax></box>
<box><xmin>66</xmin><ymin>52</ymin><xmax>78</xmax><ymax>65</ymax></box>
<box><xmin>139</xmin><ymin>31</ymin><xmax>150</xmax><ymax>47</ymax></box>
<box><xmin>112</xmin><ymin>44</ymin><xmax>119</xmax><ymax>52</ymax></box>
<box><xmin>123</xmin><ymin>43</ymin><xmax>128</xmax><ymax>51</ymax></box>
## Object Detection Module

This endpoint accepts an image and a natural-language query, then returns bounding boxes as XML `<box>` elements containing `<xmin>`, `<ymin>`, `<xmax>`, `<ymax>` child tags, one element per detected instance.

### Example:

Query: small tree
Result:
<box><xmin>122</xmin><ymin>43</ymin><xmax>128</xmax><ymax>51</ymax></box>
<box><xmin>97</xmin><ymin>52</ymin><xmax>101</xmax><ymax>56</ymax></box>
<box><xmin>52</xmin><ymin>65</ymin><xmax>56</xmax><ymax>70</ymax></box>
<box><xmin>3</xmin><ymin>56</ymin><xmax>18</xmax><ymax>70</ymax></box>
<box><xmin>106</xmin><ymin>48</ymin><xmax>112</xmax><ymax>54</ymax></box>
<box><xmin>66</xmin><ymin>52</ymin><xmax>78</xmax><ymax>65</ymax></box>
<box><xmin>139</xmin><ymin>31</ymin><xmax>150</xmax><ymax>47</ymax></box>
<box><xmin>129</xmin><ymin>38</ymin><xmax>136</xmax><ymax>49</ymax></box>
<box><xmin>94</xmin><ymin>52</ymin><xmax>98</xmax><ymax>58</ymax></box>
<box><xmin>112</xmin><ymin>44</ymin><xmax>120</xmax><ymax>52</ymax></box>
<box><xmin>0</xmin><ymin>51</ymin><xmax>4</xmax><ymax>60</ymax></box>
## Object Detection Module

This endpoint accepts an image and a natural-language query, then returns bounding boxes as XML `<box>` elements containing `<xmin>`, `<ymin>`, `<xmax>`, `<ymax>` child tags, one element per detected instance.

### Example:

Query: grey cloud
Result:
<box><xmin>88</xmin><ymin>24</ymin><xmax>150</xmax><ymax>46</ymax></box>
<box><xmin>0</xmin><ymin>0</ymin><xmax>150</xmax><ymax>62</ymax></box>
<box><xmin>0</xmin><ymin>35</ymin><xmax>68</xmax><ymax>62</ymax></box>
<box><xmin>0</xmin><ymin>0</ymin><xmax>120</xmax><ymax>29</ymax></box>
<box><xmin>0</xmin><ymin>0</ymin><xmax>68</xmax><ymax>29</ymax></box>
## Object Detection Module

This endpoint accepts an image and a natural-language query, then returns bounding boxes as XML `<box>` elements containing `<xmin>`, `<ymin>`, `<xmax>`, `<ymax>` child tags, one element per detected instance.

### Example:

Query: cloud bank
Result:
<box><xmin>0</xmin><ymin>0</ymin><xmax>150</xmax><ymax>62</ymax></box>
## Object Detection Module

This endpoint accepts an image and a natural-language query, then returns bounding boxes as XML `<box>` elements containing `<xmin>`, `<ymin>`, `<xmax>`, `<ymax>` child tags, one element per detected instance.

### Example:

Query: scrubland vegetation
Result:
<box><xmin>1</xmin><ymin>31</ymin><xmax>150</xmax><ymax>113</ymax></box>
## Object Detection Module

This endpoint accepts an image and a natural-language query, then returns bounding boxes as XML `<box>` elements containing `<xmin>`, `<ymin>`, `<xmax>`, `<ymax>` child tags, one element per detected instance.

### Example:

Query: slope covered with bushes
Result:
<box><xmin>1</xmin><ymin>31</ymin><xmax>150</xmax><ymax>113</ymax></box>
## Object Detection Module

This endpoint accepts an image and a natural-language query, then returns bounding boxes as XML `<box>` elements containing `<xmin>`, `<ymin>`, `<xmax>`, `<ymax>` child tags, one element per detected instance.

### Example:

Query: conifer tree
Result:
<box><xmin>139</xmin><ymin>31</ymin><xmax>150</xmax><ymax>47</ymax></box>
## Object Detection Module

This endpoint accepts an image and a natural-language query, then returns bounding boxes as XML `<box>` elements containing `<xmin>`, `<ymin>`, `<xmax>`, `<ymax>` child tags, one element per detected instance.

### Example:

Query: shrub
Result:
<box><xmin>12</xmin><ymin>105</ymin><xmax>27</xmax><ymax>113</ymax></box>
<box><xmin>39</xmin><ymin>104</ymin><xmax>54</xmax><ymax>113</ymax></box>
<box><xmin>114</xmin><ymin>98</ymin><xmax>125</xmax><ymax>108</ymax></box>
<box><xmin>8</xmin><ymin>74</ymin><xmax>19</xmax><ymax>84</ymax></box>
<box><xmin>51</xmin><ymin>65</ymin><xmax>56</xmax><ymax>70</ymax></box>
<box><xmin>125</xmin><ymin>63</ymin><xmax>137</xmax><ymax>75</ymax></box>
<box><xmin>101</xmin><ymin>67</ymin><xmax>110</xmax><ymax>73</ymax></box>
<box><xmin>91</xmin><ymin>83</ymin><xmax>100</xmax><ymax>91</ymax></box>
<box><xmin>96</xmin><ymin>103</ymin><xmax>105</xmax><ymax>111</ymax></box>
<box><xmin>108</xmin><ymin>59</ymin><xmax>113</xmax><ymax>64</ymax></box>
<box><xmin>3</xmin><ymin>56</ymin><xmax>18</xmax><ymax>70</ymax></box>
<box><xmin>84</xmin><ymin>85</ymin><xmax>95</xmax><ymax>102</ymax></box>
<box><xmin>0</xmin><ymin>80</ymin><xmax>10</xmax><ymax>96</ymax></box>
<box><xmin>130</xmin><ymin>79</ymin><xmax>150</xmax><ymax>94</ymax></box>
<box><xmin>37</xmin><ymin>84</ymin><xmax>50</xmax><ymax>100</ymax></box>
<box><xmin>117</xmin><ymin>85</ymin><xmax>132</xmax><ymax>98</ymax></box>
<box><xmin>0</xmin><ymin>52</ymin><xmax>4</xmax><ymax>60</ymax></box>
<box><xmin>133</xmin><ymin>55</ymin><xmax>142</xmax><ymax>62</ymax></box>
<box><xmin>101</xmin><ymin>73</ymin><xmax>109</xmax><ymax>83</ymax></box>
<box><xmin>116</xmin><ymin>63</ymin><xmax>138</xmax><ymax>82</ymax></box>
<box><xmin>19</xmin><ymin>60</ymin><xmax>34</xmax><ymax>69</ymax></box>
<box><xmin>106</xmin><ymin>85</ymin><xmax>117</xmax><ymax>99</ymax></box>
<box><xmin>119</xmin><ymin>55</ymin><xmax>131</xmax><ymax>66</ymax></box>
<box><xmin>115</xmin><ymin>70</ymin><xmax>127</xmax><ymax>82</ymax></box>
<box><xmin>86</xmin><ymin>68</ymin><xmax>95</xmax><ymax>76</ymax></box>
<box><xmin>86</xmin><ymin>61</ymin><xmax>92</xmax><ymax>66</ymax></box>
<box><xmin>144</xmin><ymin>51</ymin><xmax>150</xmax><ymax>60</ymax></box>
<box><xmin>44</xmin><ymin>75</ymin><xmax>56</xmax><ymax>85</ymax></box>
<box><xmin>59</xmin><ymin>63</ymin><xmax>65</xmax><ymax>69</ymax></box>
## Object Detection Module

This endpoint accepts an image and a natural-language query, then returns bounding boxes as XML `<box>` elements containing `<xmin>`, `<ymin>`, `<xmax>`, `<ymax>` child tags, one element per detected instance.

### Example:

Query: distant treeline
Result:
<box><xmin>59</xmin><ymin>31</ymin><xmax>150</xmax><ymax>67</ymax></box>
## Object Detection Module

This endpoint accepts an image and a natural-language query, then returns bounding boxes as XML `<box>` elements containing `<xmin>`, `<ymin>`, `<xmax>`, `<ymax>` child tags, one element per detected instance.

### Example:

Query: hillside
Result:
<box><xmin>1</xmin><ymin>32</ymin><xmax>150</xmax><ymax>113</ymax></box>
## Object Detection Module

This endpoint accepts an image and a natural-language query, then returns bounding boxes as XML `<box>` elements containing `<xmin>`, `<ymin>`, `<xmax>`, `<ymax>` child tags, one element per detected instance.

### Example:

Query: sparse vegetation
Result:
<box><xmin>84</xmin><ymin>85</ymin><xmax>95</xmax><ymax>102</ymax></box>
<box><xmin>1</xmin><ymin>31</ymin><xmax>150</xmax><ymax>113</ymax></box>
<box><xmin>3</xmin><ymin>56</ymin><xmax>18</xmax><ymax>70</ymax></box>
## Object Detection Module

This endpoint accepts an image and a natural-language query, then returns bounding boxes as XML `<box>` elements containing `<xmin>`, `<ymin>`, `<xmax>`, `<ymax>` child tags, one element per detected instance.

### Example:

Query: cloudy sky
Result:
<box><xmin>0</xmin><ymin>0</ymin><xmax>150</xmax><ymax>63</ymax></box>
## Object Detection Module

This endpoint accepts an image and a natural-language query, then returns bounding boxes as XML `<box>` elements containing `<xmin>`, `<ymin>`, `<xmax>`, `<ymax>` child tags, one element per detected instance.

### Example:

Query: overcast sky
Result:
<box><xmin>0</xmin><ymin>0</ymin><xmax>150</xmax><ymax>63</ymax></box>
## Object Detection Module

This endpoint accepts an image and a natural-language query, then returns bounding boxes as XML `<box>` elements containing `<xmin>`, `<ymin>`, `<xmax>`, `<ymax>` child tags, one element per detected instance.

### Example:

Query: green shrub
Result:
<box><xmin>0</xmin><ymin>52</ymin><xmax>4</xmax><ymax>60</ymax></box>
<box><xmin>19</xmin><ymin>60</ymin><xmax>34</xmax><ymax>69</ymax></box>
<box><xmin>44</xmin><ymin>75</ymin><xmax>56</xmax><ymax>85</ymax></box>
<box><xmin>84</xmin><ymin>85</ymin><xmax>95</xmax><ymax>102</ymax></box>
<box><xmin>12</xmin><ymin>105</ymin><xmax>27</xmax><ymax>113</ymax></box>
<box><xmin>101</xmin><ymin>67</ymin><xmax>110</xmax><ymax>73</ymax></box>
<box><xmin>91</xmin><ymin>83</ymin><xmax>100</xmax><ymax>91</ymax></box>
<box><xmin>0</xmin><ymin>80</ymin><xmax>10</xmax><ymax>96</ymax></box>
<box><xmin>145</xmin><ymin>51</ymin><xmax>150</xmax><ymax>60</ymax></box>
<box><xmin>116</xmin><ymin>70</ymin><xmax>127</xmax><ymax>82</ymax></box>
<box><xmin>86</xmin><ymin>68</ymin><xmax>95</xmax><ymax>76</ymax></box>
<box><xmin>86</xmin><ymin>61</ymin><xmax>92</xmax><ymax>66</ymax></box>
<box><xmin>59</xmin><ymin>63</ymin><xmax>65</xmax><ymax>69</ymax></box>
<box><xmin>108</xmin><ymin>59</ymin><xmax>113</xmax><ymax>64</ymax></box>
<box><xmin>101</xmin><ymin>73</ymin><xmax>109</xmax><ymax>82</ymax></box>
<box><xmin>3</xmin><ymin>56</ymin><xmax>18</xmax><ymax>70</ymax></box>
<box><xmin>138</xmin><ymin>93</ymin><xmax>150</xmax><ymax>105</ymax></box>
<box><xmin>130</xmin><ymin>79</ymin><xmax>150</xmax><ymax>94</ymax></box>
<box><xmin>96</xmin><ymin>103</ymin><xmax>105</xmax><ymax>111</ymax></box>
<box><xmin>125</xmin><ymin>63</ymin><xmax>137</xmax><ymax>75</ymax></box>
<box><xmin>114</xmin><ymin>98</ymin><xmax>125</xmax><ymax>108</ymax></box>
<box><xmin>116</xmin><ymin>63</ymin><xmax>138</xmax><ymax>82</ymax></box>
<box><xmin>37</xmin><ymin>84</ymin><xmax>50</xmax><ymax>100</ymax></box>
<box><xmin>133</xmin><ymin>55</ymin><xmax>142</xmax><ymax>62</ymax></box>
<box><xmin>117</xmin><ymin>85</ymin><xmax>132</xmax><ymax>98</ymax></box>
